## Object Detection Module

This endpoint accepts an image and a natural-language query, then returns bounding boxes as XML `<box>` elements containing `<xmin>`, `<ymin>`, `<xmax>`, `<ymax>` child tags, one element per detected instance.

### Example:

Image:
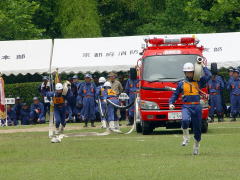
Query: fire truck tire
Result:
<box><xmin>136</xmin><ymin>122</ymin><xmax>142</xmax><ymax>133</ymax></box>
<box><xmin>211</xmin><ymin>63</ymin><xmax>218</xmax><ymax>75</ymax></box>
<box><xmin>201</xmin><ymin>120</ymin><xmax>208</xmax><ymax>133</ymax></box>
<box><xmin>142</xmin><ymin>121</ymin><xmax>153</xmax><ymax>135</ymax></box>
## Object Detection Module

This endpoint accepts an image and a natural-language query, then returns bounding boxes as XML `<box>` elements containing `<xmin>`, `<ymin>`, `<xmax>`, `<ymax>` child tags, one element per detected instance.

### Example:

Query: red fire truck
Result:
<box><xmin>134</xmin><ymin>37</ymin><xmax>209</xmax><ymax>135</ymax></box>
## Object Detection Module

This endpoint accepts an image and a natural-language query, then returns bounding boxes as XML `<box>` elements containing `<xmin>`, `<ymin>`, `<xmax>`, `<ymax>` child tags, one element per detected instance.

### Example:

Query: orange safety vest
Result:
<box><xmin>183</xmin><ymin>81</ymin><xmax>200</xmax><ymax>96</ymax></box>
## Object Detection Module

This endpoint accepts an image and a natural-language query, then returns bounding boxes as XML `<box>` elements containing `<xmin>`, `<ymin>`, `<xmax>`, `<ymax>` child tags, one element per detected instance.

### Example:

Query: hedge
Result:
<box><xmin>5</xmin><ymin>82</ymin><xmax>42</xmax><ymax>105</ymax></box>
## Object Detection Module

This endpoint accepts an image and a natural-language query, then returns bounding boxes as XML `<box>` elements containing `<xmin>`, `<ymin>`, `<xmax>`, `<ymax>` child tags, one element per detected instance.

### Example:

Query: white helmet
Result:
<box><xmin>103</xmin><ymin>81</ymin><xmax>112</xmax><ymax>88</ymax></box>
<box><xmin>55</xmin><ymin>83</ymin><xmax>63</xmax><ymax>90</ymax></box>
<box><xmin>99</xmin><ymin>77</ymin><xmax>106</xmax><ymax>83</ymax></box>
<box><xmin>183</xmin><ymin>62</ymin><xmax>194</xmax><ymax>72</ymax></box>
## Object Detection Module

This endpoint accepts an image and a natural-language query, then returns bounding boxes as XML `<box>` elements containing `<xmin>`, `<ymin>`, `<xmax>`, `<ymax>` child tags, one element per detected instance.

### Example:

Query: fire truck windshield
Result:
<box><xmin>143</xmin><ymin>54</ymin><xmax>199</xmax><ymax>82</ymax></box>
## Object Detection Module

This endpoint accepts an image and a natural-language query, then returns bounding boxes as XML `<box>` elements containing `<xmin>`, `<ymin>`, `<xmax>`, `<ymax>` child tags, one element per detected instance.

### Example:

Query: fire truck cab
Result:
<box><xmin>134</xmin><ymin>37</ymin><xmax>209</xmax><ymax>135</ymax></box>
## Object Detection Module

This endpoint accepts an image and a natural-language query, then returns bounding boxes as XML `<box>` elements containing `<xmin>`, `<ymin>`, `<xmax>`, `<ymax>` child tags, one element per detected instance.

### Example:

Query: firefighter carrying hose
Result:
<box><xmin>169</xmin><ymin>60</ymin><xmax>212</xmax><ymax>155</ymax></box>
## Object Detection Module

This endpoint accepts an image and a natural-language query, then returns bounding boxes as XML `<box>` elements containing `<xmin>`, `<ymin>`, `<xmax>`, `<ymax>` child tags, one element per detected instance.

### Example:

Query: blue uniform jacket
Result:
<box><xmin>207</xmin><ymin>75</ymin><xmax>224</xmax><ymax>94</ymax></box>
<box><xmin>96</xmin><ymin>85</ymin><xmax>105</xmax><ymax>100</ymax></box>
<box><xmin>227</xmin><ymin>77</ymin><xmax>240</xmax><ymax>95</ymax></box>
<box><xmin>47</xmin><ymin>90</ymin><xmax>73</xmax><ymax>108</ymax></box>
<box><xmin>78</xmin><ymin>82</ymin><xmax>96</xmax><ymax>104</ymax></box>
<box><xmin>20</xmin><ymin>108</ymin><xmax>30</xmax><ymax>118</ymax></box>
<box><xmin>7</xmin><ymin>108</ymin><xmax>16</xmax><ymax>120</ymax></box>
<box><xmin>30</xmin><ymin>102</ymin><xmax>45</xmax><ymax>119</ymax></box>
<box><xmin>169</xmin><ymin>67</ymin><xmax>212</xmax><ymax>104</ymax></box>
<box><xmin>125</xmin><ymin>79</ymin><xmax>139</xmax><ymax>95</ymax></box>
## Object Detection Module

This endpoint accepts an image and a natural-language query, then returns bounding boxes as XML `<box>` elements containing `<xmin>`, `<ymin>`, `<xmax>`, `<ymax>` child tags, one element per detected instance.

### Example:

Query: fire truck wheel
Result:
<box><xmin>201</xmin><ymin>120</ymin><xmax>208</xmax><ymax>133</ymax></box>
<box><xmin>136</xmin><ymin>122</ymin><xmax>142</xmax><ymax>133</ymax></box>
<box><xmin>142</xmin><ymin>121</ymin><xmax>153</xmax><ymax>135</ymax></box>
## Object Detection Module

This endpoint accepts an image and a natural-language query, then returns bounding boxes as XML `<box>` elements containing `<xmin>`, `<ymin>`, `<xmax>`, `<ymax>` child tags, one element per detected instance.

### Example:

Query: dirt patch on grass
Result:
<box><xmin>0</xmin><ymin>125</ymin><xmax>102</xmax><ymax>134</ymax></box>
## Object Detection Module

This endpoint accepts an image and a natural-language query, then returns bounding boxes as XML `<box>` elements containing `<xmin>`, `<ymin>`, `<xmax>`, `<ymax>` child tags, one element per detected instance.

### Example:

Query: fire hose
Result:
<box><xmin>97</xmin><ymin>93</ymin><xmax>136</xmax><ymax>134</ymax></box>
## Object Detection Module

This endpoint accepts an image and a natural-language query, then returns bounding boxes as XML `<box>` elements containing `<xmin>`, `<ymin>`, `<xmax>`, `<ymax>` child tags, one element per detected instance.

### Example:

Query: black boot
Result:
<box><xmin>84</xmin><ymin>121</ymin><xmax>88</xmax><ymax>127</ymax></box>
<box><xmin>217</xmin><ymin>114</ymin><xmax>224</xmax><ymax>122</ymax></box>
<box><xmin>127</xmin><ymin>116</ymin><xmax>134</xmax><ymax>126</ymax></box>
<box><xmin>91</xmin><ymin>121</ymin><xmax>95</xmax><ymax>127</ymax></box>
<box><xmin>208</xmin><ymin>116</ymin><xmax>214</xmax><ymax>123</ymax></box>
<box><xmin>231</xmin><ymin>117</ymin><xmax>236</xmax><ymax>122</ymax></box>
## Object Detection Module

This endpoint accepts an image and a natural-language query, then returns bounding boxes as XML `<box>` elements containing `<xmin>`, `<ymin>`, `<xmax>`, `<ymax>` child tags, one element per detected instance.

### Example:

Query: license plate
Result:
<box><xmin>168</xmin><ymin>112</ymin><xmax>182</xmax><ymax>120</ymax></box>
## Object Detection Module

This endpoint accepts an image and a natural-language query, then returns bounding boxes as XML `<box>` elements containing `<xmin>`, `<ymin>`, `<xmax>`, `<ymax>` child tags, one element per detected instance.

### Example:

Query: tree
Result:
<box><xmin>136</xmin><ymin>0</ymin><xmax>212</xmax><ymax>35</ymax></box>
<box><xmin>56</xmin><ymin>0</ymin><xmax>102</xmax><ymax>38</ymax></box>
<box><xmin>185</xmin><ymin>0</ymin><xmax>240</xmax><ymax>33</ymax></box>
<box><xmin>0</xmin><ymin>0</ymin><xmax>44</xmax><ymax>40</ymax></box>
<box><xmin>31</xmin><ymin>0</ymin><xmax>61</xmax><ymax>39</ymax></box>
<box><xmin>98</xmin><ymin>0</ymin><xmax>164</xmax><ymax>36</ymax></box>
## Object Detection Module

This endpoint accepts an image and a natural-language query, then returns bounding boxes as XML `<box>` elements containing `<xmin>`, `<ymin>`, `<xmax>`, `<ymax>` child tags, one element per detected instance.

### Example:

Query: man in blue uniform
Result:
<box><xmin>20</xmin><ymin>103</ymin><xmax>30</xmax><ymax>125</ymax></box>
<box><xmin>96</xmin><ymin>77</ymin><xmax>107</xmax><ymax>128</ymax></box>
<box><xmin>207</xmin><ymin>74</ymin><xmax>225</xmax><ymax>122</ymax></box>
<box><xmin>169</xmin><ymin>61</ymin><xmax>212</xmax><ymax>155</ymax></box>
<box><xmin>39</xmin><ymin>76</ymin><xmax>51</xmax><ymax>118</ymax></box>
<box><xmin>227</xmin><ymin>68</ymin><xmax>240</xmax><ymax>121</ymax></box>
<box><xmin>125</xmin><ymin>68</ymin><xmax>139</xmax><ymax>125</ymax></box>
<box><xmin>47</xmin><ymin>83</ymin><xmax>72</xmax><ymax>134</ymax></box>
<box><xmin>6</xmin><ymin>105</ymin><xmax>17</xmax><ymax>126</ymax></box>
<box><xmin>30</xmin><ymin>97</ymin><xmax>45</xmax><ymax>124</ymax></box>
<box><xmin>227</xmin><ymin>67</ymin><xmax>234</xmax><ymax>117</ymax></box>
<box><xmin>103</xmin><ymin>81</ymin><xmax>121</xmax><ymax>132</ymax></box>
<box><xmin>78</xmin><ymin>74</ymin><xmax>96</xmax><ymax>127</ymax></box>
<box><xmin>13</xmin><ymin>97</ymin><xmax>22</xmax><ymax>124</ymax></box>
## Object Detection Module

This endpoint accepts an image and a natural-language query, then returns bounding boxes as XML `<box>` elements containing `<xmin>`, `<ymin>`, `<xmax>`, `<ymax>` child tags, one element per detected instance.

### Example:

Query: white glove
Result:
<box><xmin>169</xmin><ymin>104</ymin><xmax>175</xmax><ymax>110</ymax></box>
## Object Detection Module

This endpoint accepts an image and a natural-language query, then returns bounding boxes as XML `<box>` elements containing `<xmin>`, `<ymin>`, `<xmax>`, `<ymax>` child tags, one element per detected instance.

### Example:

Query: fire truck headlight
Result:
<box><xmin>140</xmin><ymin>100</ymin><xmax>159</xmax><ymax>110</ymax></box>
<box><xmin>200</xmin><ymin>99</ymin><xmax>208</xmax><ymax>108</ymax></box>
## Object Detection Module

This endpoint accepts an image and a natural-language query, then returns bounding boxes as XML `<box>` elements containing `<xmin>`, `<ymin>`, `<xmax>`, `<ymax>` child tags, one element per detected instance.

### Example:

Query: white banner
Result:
<box><xmin>52</xmin><ymin>32</ymin><xmax>240</xmax><ymax>73</ymax></box>
<box><xmin>0</xmin><ymin>33</ymin><xmax>239</xmax><ymax>75</ymax></box>
<box><xmin>0</xmin><ymin>39</ymin><xmax>52</xmax><ymax>75</ymax></box>
<box><xmin>52</xmin><ymin>36</ymin><xmax>144</xmax><ymax>73</ymax></box>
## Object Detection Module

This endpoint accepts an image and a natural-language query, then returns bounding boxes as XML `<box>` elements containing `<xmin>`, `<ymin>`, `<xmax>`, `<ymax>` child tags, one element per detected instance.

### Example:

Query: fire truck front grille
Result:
<box><xmin>159</xmin><ymin>99</ymin><xmax>182</xmax><ymax>110</ymax></box>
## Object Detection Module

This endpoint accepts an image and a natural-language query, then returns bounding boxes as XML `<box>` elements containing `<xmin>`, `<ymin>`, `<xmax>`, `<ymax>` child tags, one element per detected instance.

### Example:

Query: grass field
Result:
<box><xmin>0</xmin><ymin>121</ymin><xmax>240</xmax><ymax>180</ymax></box>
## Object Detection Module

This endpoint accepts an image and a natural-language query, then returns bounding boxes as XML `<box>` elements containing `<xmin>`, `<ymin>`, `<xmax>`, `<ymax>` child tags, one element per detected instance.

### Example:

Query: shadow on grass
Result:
<box><xmin>151</xmin><ymin>129</ymin><xmax>182</xmax><ymax>135</ymax></box>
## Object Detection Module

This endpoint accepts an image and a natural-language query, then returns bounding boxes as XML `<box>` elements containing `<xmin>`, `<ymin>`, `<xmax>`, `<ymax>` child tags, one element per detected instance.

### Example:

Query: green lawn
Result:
<box><xmin>0</xmin><ymin>121</ymin><xmax>240</xmax><ymax>180</ymax></box>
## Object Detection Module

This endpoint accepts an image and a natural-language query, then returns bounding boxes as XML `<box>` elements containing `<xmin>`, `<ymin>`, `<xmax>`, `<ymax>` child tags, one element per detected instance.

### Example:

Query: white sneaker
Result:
<box><xmin>193</xmin><ymin>141</ymin><xmax>200</xmax><ymax>155</ymax></box>
<box><xmin>182</xmin><ymin>128</ymin><xmax>190</xmax><ymax>146</ymax></box>
<box><xmin>109</xmin><ymin>121</ymin><xmax>115</xmax><ymax>131</ymax></box>
<box><xmin>55</xmin><ymin>128</ymin><xmax>60</xmax><ymax>135</ymax></box>
<box><xmin>101</xmin><ymin>120</ymin><xmax>107</xmax><ymax>129</ymax></box>
<box><xmin>182</xmin><ymin>138</ymin><xmax>190</xmax><ymax>146</ymax></box>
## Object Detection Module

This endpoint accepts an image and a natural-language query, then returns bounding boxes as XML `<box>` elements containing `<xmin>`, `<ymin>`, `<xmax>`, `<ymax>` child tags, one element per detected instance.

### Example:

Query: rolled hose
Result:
<box><xmin>106</xmin><ymin>99</ymin><xmax>135</xmax><ymax>109</ymax></box>
<box><xmin>193</xmin><ymin>62</ymin><xmax>203</xmax><ymax>81</ymax></box>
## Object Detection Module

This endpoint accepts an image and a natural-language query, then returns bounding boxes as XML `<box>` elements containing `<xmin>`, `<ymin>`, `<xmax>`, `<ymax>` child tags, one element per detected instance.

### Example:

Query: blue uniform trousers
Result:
<box><xmin>54</xmin><ymin>107</ymin><xmax>66</xmax><ymax>128</ymax></box>
<box><xmin>81</xmin><ymin>97</ymin><xmax>95</xmax><ymax>122</ymax></box>
<box><xmin>182</xmin><ymin>104</ymin><xmax>202</xmax><ymax>142</ymax></box>
<box><xmin>107</xmin><ymin>99</ymin><xmax>119</xmax><ymax>122</ymax></box>
<box><xmin>209</xmin><ymin>94</ymin><xmax>223</xmax><ymax>117</ymax></box>
<box><xmin>231</xmin><ymin>95</ymin><xmax>240</xmax><ymax>118</ymax></box>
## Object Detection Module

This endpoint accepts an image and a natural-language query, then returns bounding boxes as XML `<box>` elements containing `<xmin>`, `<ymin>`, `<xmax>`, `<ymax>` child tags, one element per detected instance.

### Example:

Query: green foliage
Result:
<box><xmin>31</xmin><ymin>0</ymin><xmax>61</xmax><ymax>38</ymax></box>
<box><xmin>185</xmin><ymin>0</ymin><xmax>240</xmax><ymax>33</ymax></box>
<box><xmin>0</xmin><ymin>0</ymin><xmax>44</xmax><ymax>40</ymax></box>
<box><xmin>136</xmin><ymin>0</ymin><xmax>213</xmax><ymax>35</ymax></box>
<box><xmin>56</xmin><ymin>0</ymin><xmax>102</xmax><ymax>38</ymax></box>
<box><xmin>5</xmin><ymin>82</ymin><xmax>41</xmax><ymax>105</ymax></box>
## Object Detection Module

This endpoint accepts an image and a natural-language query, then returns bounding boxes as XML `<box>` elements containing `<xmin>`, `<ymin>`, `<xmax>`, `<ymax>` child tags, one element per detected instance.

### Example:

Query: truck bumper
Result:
<box><xmin>140</xmin><ymin>108</ymin><xmax>209</xmax><ymax>122</ymax></box>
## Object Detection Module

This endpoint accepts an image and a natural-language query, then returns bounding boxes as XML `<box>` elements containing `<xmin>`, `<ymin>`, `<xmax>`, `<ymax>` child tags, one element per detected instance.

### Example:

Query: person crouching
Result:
<box><xmin>30</xmin><ymin>97</ymin><xmax>45</xmax><ymax>124</ymax></box>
